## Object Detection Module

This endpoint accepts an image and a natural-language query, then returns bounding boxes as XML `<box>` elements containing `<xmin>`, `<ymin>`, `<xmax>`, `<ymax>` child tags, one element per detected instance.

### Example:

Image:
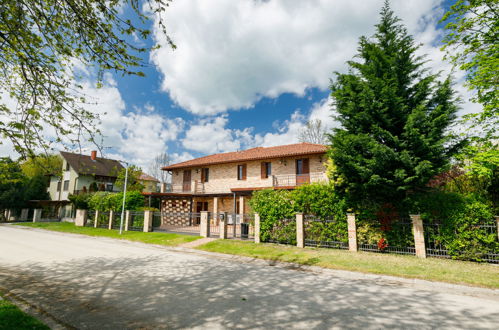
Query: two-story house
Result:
<box><xmin>152</xmin><ymin>143</ymin><xmax>328</xmax><ymax>224</ymax></box>
<box><xmin>48</xmin><ymin>151</ymin><xmax>159</xmax><ymax>218</ymax></box>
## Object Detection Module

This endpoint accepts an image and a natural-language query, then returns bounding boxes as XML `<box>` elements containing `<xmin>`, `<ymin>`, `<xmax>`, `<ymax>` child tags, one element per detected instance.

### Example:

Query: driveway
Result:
<box><xmin>0</xmin><ymin>225</ymin><xmax>498</xmax><ymax>329</ymax></box>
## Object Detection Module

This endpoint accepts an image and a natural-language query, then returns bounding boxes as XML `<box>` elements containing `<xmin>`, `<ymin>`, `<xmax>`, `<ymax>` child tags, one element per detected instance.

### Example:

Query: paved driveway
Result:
<box><xmin>1</xmin><ymin>225</ymin><xmax>498</xmax><ymax>329</ymax></box>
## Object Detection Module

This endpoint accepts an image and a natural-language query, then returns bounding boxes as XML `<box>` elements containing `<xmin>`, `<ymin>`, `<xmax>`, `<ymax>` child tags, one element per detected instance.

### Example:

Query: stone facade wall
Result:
<box><xmin>160</xmin><ymin>199</ymin><xmax>192</xmax><ymax>226</ymax></box>
<box><xmin>171</xmin><ymin>154</ymin><xmax>326</xmax><ymax>194</ymax></box>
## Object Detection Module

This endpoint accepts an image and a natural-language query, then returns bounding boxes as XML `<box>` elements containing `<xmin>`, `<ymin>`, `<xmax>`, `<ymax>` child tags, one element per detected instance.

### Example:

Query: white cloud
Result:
<box><xmin>151</xmin><ymin>0</ymin><xmax>442</xmax><ymax>115</ymax></box>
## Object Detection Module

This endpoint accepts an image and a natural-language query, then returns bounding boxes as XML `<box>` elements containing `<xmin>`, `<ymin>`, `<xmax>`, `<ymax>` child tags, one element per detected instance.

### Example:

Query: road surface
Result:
<box><xmin>0</xmin><ymin>225</ymin><xmax>498</xmax><ymax>329</ymax></box>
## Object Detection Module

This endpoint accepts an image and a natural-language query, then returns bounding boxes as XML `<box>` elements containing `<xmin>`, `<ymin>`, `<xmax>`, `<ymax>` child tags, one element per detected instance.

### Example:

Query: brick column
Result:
<box><xmin>20</xmin><ymin>209</ymin><xmax>29</xmax><ymax>221</ymax></box>
<box><xmin>347</xmin><ymin>213</ymin><xmax>357</xmax><ymax>252</ymax></box>
<box><xmin>213</xmin><ymin>197</ymin><xmax>219</xmax><ymax>225</ymax></box>
<box><xmin>108</xmin><ymin>210</ymin><xmax>114</xmax><ymax>230</ymax></box>
<box><xmin>124</xmin><ymin>210</ymin><xmax>131</xmax><ymax>231</ymax></box>
<box><xmin>254</xmin><ymin>213</ymin><xmax>261</xmax><ymax>244</ymax></box>
<box><xmin>143</xmin><ymin>210</ymin><xmax>153</xmax><ymax>232</ymax></box>
<box><xmin>94</xmin><ymin>210</ymin><xmax>99</xmax><ymax>228</ymax></box>
<box><xmin>219</xmin><ymin>212</ymin><xmax>228</xmax><ymax>239</ymax></box>
<box><xmin>239</xmin><ymin>196</ymin><xmax>245</xmax><ymax>216</ymax></box>
<box><xmin>411</xmin><ymin>214</ymin><xmax>426</xmax><ymax>258</ymax></box>
<box><xmin>75</xmin><ymin>209</ymin><xmax>87</xmax><ymax>227</ymax></box>
<box><xmin>33</xmin><ymin>209</ymin><xmax>42</xmax><ymax>222</ymax></box>
<box><xmin>296</xmin><ymin>213</ymin><xmax>304</xmax><ymax>248</ymax></box>
<box><xmin>200</xmin><ymin>211</ymin><xmax>210</xmax><ymax>237</ymax></box>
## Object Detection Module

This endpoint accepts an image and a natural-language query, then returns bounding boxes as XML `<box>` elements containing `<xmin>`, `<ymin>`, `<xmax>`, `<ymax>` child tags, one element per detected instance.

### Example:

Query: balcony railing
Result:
<box><xmin>272</xmin><ymin>172</ymin><xmax>328</xmax><ymax>187</ymax></box>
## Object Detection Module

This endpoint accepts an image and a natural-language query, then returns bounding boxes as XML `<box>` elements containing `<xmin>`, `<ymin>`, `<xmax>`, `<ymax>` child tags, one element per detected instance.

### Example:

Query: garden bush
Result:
<box><xmin>88</xmin><ymin>191</ymin><xmax>145</xmax><ymax>212</ymax></box>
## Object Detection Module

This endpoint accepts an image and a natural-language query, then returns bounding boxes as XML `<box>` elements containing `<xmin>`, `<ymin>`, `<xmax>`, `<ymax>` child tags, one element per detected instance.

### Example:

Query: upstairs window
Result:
<box><xmin>63</xmin><ymin>180</ymin><xmax>69</xmax><ymax>191</ymax></box>
<box><xmin>201</xmin><ymin>168</ymin><xmax>209</xmax><ymax>183</ymax></box>
<box><xmin>105</xmin><ymin>183</ymin><xmax>113</xmax><ymax>192</ymax></box>
<box><xmin>261</xmin><ymin>162</ymin><xmax>272</xmax><ymax>179</ymax></box>
<box><xmin>237</xmin><ymin>164</ymin><xmax>247</xmax><ymax>180</ymax></box>
<box><xmin>57</xmin><ymin>181</ymin><xmax>61</xmax><ymax>191</ymax></box>
<box><xmin>65</xmin><ymin>162</ymin><xmax>70</xmax><ymax>171</ymax></box>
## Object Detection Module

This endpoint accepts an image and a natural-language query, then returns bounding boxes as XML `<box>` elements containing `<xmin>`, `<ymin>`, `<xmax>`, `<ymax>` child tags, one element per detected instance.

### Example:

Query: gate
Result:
<box><xmin>226</xmin><ymin>213</ymin><xmax>254</xmax><ymax>240</ymax></box>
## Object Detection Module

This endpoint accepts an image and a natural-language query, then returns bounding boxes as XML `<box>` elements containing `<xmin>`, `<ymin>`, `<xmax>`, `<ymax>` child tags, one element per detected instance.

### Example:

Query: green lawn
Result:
<box><xmin>197</xmin><ymin>240</ymin><xmax>499</xmax><ymax>289</ymax></box>
<box><xmin>15</xmin><ymin>222</ymin><xmax>201</xmax><ymax>246</ymax></box>
<box><xmin>0</xmin><ymin>297</ymin><xmax>49</xmax><ymax>330</ymax></box>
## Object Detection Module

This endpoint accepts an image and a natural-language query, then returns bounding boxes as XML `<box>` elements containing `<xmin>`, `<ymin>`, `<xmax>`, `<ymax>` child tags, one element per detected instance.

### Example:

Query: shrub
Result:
<box><xmin>88</xmin><ymin>192</ymin><xmax>114</xmax><ymax>211</ymax></box>
<box><xmin>110</xmin><ymin>191</ymin><xmax>145</xmax><ymax>211</ymax></box>
<box><xmin>249</xmin><ymin>189</ymin><xmax>294</xmax><ymax>243</ymax></box>
<box><xmin>68</xmin><ymin>193</ymin><xmax>92</xmax><ymax>210</ymax></box>
<box><xmin>292</xmin><ymin>183</ymin><xmax>347</xmax><ymax>220</ymax></box>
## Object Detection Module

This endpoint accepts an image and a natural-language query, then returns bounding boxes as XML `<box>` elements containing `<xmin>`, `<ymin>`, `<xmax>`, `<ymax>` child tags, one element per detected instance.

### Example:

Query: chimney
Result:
<box><xmin>90</xmin><ymin>150</ymin><xmax>97</xmax><ymax>161</ymax></box>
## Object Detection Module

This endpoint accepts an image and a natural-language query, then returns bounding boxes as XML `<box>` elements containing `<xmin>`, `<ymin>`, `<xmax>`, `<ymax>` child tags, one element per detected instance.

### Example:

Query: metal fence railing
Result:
<box><xmin>357</xmin><ymin>219</ymin><xmax>416</xmax><ymax>256</ymax></box>
<box><xmin>128</xmin><ymin>211</ymin><xmax>144</xmax><ymax>231</ymax></box>
<box><xmin>304</xmin><ymin>215</ymin><xmax>348</xmax><ymax>249</ymax></box>
<box><xmin>262</xmin><ymin>218</ymin><xmax>296</xmax><ymax>245</ymax></box>
<box><xmin>424</xmin><ymin>222</ymin><xmax>499</xmax><ymax>264</ymax></box>
<box><xmin>86</xmin><ymin>211</ymin><xmax>96</xmax><ymax>227</ymax></box>
<box><xmin>96</xmin><ymin>211</ymin><xmax>110</xmax><ymax>228</ymax></box>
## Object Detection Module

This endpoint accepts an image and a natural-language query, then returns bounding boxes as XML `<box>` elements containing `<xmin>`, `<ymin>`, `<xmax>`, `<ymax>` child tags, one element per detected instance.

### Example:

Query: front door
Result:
<box><xmin>183</xmin><ymin>170</ymin><xmax>191</xmax><ymax>192</ymax></box>
<box><xmin>296</xmin><ymin>158</ymin><xmax>310</xmax><ymax>185</ymax></box>
<box><xmin>194</xmin><ymin>201</ymin><xmax>208</xmax><ymax>225</ymax></box>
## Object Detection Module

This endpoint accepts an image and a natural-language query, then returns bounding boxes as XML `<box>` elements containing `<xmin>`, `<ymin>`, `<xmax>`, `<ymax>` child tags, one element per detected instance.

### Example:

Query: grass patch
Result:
<box><xmin>197</xmin><ymin>240</ymin><xmax>499</xmax><ymax>289</ymax></box>
<box><xmin>0</xmin><ymin>296</ymin><xmax>49</xmax><ymax>330</ymax></box>
<box><xmin>14</xmin><ymin>222</ymin><xmax>201</xmax><ymax>246</ymax></box>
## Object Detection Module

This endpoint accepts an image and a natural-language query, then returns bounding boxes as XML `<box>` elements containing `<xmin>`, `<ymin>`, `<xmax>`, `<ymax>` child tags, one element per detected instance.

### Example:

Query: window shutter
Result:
<box><xmin>261</xmin><ymin>162</ymin><xmax>266</xmax><ymax>179</ymax></box>
<box><xmin>303</xmin><ymin>159</ymin><xmax>310</xmax><ymax>174</ymax></box>
<box><xmin>242</xmin><ymin>164</ymin><xmax>247</xmax><ymax>180</ymax></box>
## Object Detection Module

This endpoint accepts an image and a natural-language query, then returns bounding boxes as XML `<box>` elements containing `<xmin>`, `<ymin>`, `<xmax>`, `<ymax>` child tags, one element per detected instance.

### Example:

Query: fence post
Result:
<box><xmin>410</xmin><ymin>214</ymin><xmax>426</xmax><ymax>258</ymax></box>
<box><xmin>254</xmin><ymin>213</ymin><xmax>260</xmax><ymax>244</ymax></box>
<box><xmin>75</xmin><ymin>209</ymin><xmax>87</xmax><ymax>227</ymax></box>
<box><xmin>296</xmin><ymin>213</ymin><xmax>304</xmax><ymax>248</ymax></box>
<box><xmin>143</xmin><ymin>210</ymin><xmax>153</xmax><ymax>233</ymax></box>
<box><xmin>108</xmin><ymin>210</ymin><xmax>114</xmax><ymax>230</ymax></box>
<box><xmin>200</xmin><ymin>211</ymin><xmax>210</xmax><ymax>237</ymax></box>
<box><xmin>33</xmin><ymin>209</ymin><xmax>42</xmax><ymax>223</ymax></box>
<box><xmin>21</xmin><ymin>209</ymin><xmax>29</xmax><ymax>221</ymax></box>
<box><xmin>125</xmin><ymin>210</ymin><xmax>131</xmax><ymax>231</ymax></box>
<box><xmin>5</xmin><ymin>209</ymin><xmax>12</xmax><ymax>221</ymax></box>
<box><xmin>496</xmin><ymin>216</ymin><xmax>499</xmax><ymax>241</ymax></box>
<box><xmin>94</xmin><ymin>210</ymin><xmax>99</xmax><ymax>228</ymax></box>
<box><xmin>219</xmin><ymin>212</ymin><xmax>228</xmax><ymax>239</ymax></box>
<box><xmin>347</xmin><ymin>213</ymin><xmax>357</xmax><ymax>252</ymax></box>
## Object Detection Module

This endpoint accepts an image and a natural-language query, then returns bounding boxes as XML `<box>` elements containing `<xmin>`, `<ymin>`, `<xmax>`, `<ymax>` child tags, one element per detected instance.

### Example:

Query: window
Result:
<box><xmin>237</xmin><ymin>164</ymin><xmax>247</xmax><ymax>180</ymax></box>
<box><xmin>65</xmin><ymin>162</ymin><xmax>70</xmax><ymax>171</ymax></box>
<box><xmin>261</xmin><ymin>162</ymin><xmax>272</xmax><ymax>179</ymax></box>
<box><xmin>201</xmin><ymin>168</ymin><xmax>209</xmax><ymax>183</ymax></box>
<box><xmin>57</xmin><ymin>181</ymin><xmax>61</xmax><ymax>191</ymax></box>
<box><xmin>105</xmin><ymin>183</ymin><xmax>113</xmax><ymax>192</ymax></box>
<box><xmin>63</xmin><ymin>180</ymin><xmax>69</xmax><ymax>191</ymax></box>
<box><xmin>296</xmin><ymin>158</ymin><xmax>309</xmax><ymax>175</ymax></box>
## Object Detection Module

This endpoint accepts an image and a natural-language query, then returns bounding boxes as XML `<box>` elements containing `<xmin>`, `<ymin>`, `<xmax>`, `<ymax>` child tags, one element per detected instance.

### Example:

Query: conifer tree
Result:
<box><xmin>328</xmin><ymin>2</ymin><xmax>461</xmax><ymax>210</ymax></box>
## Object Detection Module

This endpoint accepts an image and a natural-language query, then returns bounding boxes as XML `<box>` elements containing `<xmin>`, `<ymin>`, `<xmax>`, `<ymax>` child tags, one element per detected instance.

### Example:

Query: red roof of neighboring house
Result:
<box><xmin>139</xmin><ymin>173</ymin><xmax>159</xmax><ymax>182</ymax></box>
<box><xmin>162</xmin><ymin>143</ymin><xmax>328</xmax><ymax>170</ymax></box>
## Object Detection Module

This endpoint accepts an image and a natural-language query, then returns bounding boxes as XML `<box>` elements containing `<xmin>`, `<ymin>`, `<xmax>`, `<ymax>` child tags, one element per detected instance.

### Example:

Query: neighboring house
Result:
<box><xmin>148</xmin><ymin>143</ymin><xmax>328</xmax><ymax>222</ymax></box>
<box><xmin>47</xmin><ymin>151</ymin><xmax>160</xmax><ymax>218</ymax></box>
<box><xmin>139</xmin><ymin>173</ymin><xmax>160</xmax><ymax>193</ymax></box>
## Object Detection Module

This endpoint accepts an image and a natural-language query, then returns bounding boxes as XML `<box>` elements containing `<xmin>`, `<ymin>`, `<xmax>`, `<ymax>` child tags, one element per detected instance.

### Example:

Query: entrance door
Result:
<box><xmin>194</xmin><ymin>201</ymin><xmax>208</xmax><ymax>225</ymax></box>
<box><xmin>296</xmin><ymin>158</ymin><xmax>310</xmax><ymax>185</ymax></box>
<box><xmin>183</xmin><ymin>170</ymin><xmax>191</xmax><ymax>192</ymax></box>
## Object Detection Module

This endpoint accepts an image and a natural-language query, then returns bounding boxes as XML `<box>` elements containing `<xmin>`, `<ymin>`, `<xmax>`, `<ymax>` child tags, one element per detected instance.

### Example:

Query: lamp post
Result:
<box><xmin>119</xmin><ymin>162</ymin><xmax>129</xmax><ymax>235</ymax></box>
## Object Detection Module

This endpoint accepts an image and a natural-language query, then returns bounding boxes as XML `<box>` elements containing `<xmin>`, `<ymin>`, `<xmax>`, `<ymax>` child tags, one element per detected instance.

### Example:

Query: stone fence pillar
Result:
<box><xmin>347</xmin><ymin>213</ymin><xmax>357</xmax><ymax>252</ymax></box>
<box><xmin>94</xmin><ymin>210</ymin><xmax>99</xmax><ymax>228</ymax></box>
<box><xmin>200</xmin><ymin>211</ymin><xmax>210</xmax><ymax>237</ymax></box>
<box><xmin>125</xmin><ymin>210</ymin><xmax>131</xmax><ymax>231</ymax></box>
<box><xmin>411</xmin><ymin>214</ymin><xmax>426</xmax><ymax>258</ymax></box>
<box><xmin>108</xmin><ymin>210</ymin><xmax>114</xmax><ymax>230</ymax></box>
<box><xmin>21</xmin><ymin>209</ymin><xmax>29</xmax><ymax>221</ymax></box>
<box><xmin>219</xmin><ymin>212</ymin><xmax>228</xmax><ymax>239</ymax></box>
<box><xmin>75</xmin><ymin>209</ymin><xmax>87</xmax><ymax>227</ymax></box>
<box><xmin>296</xmin><ymin>213</ymin><xmax>304</xmax><ymax>248</ymax></box>
<box><xmin>254</xmin><ymin>213</ymin><xmax>260</xmax><ymax>244</ymax></box>
<box><xmin>143</xmin><ymin>210</ymin><xmax>153</xmax><ymax>232</ymax></box>
<box><xmin>33</xmin><ymin>209</ymin><xmax>42</xmax><ymax>223</ymax></box>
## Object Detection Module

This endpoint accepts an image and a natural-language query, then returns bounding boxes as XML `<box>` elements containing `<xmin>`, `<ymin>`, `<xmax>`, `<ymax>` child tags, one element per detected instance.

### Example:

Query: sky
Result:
<box><xmin>0</xmin><ymin>0</ymin><xmax>481</xmax><ymax>174</ymax></box>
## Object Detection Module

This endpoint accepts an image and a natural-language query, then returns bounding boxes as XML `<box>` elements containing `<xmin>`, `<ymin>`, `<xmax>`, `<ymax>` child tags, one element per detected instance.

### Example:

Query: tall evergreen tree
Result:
<box><xmin>328</xmin><ymin>2</ymin><xmax>461</xmax><ymax>210</ymax></box>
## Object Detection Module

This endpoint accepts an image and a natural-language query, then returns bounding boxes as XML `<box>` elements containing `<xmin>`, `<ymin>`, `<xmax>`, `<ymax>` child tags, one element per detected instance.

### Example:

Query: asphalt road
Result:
<box><xmin>1</xmin><ymin>225</ymin><xmax>498</xmax><ymax>329</ymax></box>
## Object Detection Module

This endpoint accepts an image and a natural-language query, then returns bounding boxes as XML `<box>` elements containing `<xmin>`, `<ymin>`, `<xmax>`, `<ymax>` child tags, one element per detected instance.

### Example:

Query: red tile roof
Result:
<box><xmin>163</xmin><ymin>143</ymin><xmax>327</xmax><ymax>170</ymax></box>
<box><xmin>139</xmin><ymin>173</ymin><xmax>159</xmax><ymax>182</ymax></box>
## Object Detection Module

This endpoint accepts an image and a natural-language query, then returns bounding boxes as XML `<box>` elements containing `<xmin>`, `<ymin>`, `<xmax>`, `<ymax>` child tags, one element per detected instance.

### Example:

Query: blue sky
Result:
<box><xmin>2</xmin><ymin>0</ymin><xmax>478</xmax><ymax>173</ymax></box>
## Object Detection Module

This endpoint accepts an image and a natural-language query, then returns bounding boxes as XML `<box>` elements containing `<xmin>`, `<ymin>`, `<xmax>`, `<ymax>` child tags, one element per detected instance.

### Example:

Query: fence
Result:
<box><xmin>424</xmin><ymin>222</ymin><xmax>499</xmax><ymax>263</ymax></box>
<box><xmin>128</xmin><ymin>211</ymin><xmax>144</xmax><ymax>231</ymax></box>
<box><xmin>304</xmin><ymin>215</ymin><xmax>348</xmax><ymax>249</ymax></box>
<box><xmin>357</xmin><ymin>218</ymin><xmax>415</xmax><ymax>255</ymax></box>
<box><xmin>261</xmin><ymin>218</ymin><xmax>296</xmax><ymax>245</ymax></box>
<box><xmin>85</xmin><ymin>211</ymin><xmax>96</xmax><ymax>227</ymax></box>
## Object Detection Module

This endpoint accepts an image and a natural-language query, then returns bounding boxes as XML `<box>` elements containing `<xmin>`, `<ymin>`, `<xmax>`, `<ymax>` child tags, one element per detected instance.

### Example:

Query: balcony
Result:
<box><xmin>272</xmin><ymin>172</ymin><xmax>328</xmax><ymax>188</ymax></box>
<box><xmin>167</xmin><ymin>181</ymin><xmax>205</xmax><ymax>194</ymax></box>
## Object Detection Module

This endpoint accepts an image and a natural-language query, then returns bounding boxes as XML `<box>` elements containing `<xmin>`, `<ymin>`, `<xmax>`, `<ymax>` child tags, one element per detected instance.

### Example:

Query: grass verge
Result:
<box><xmin>197</xmin><ymin>240</ymin><xmax>499</xmax><ymax>289</ymax></box>
<box><xmin>0</xmin><ymin>295</ymin><xmax>49</xmax><ymax>330</ymax></box>
<box><xmin>14</xmin><ymin>222</ymin><xmax>201</xmax><ymax>246</ymax></box>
